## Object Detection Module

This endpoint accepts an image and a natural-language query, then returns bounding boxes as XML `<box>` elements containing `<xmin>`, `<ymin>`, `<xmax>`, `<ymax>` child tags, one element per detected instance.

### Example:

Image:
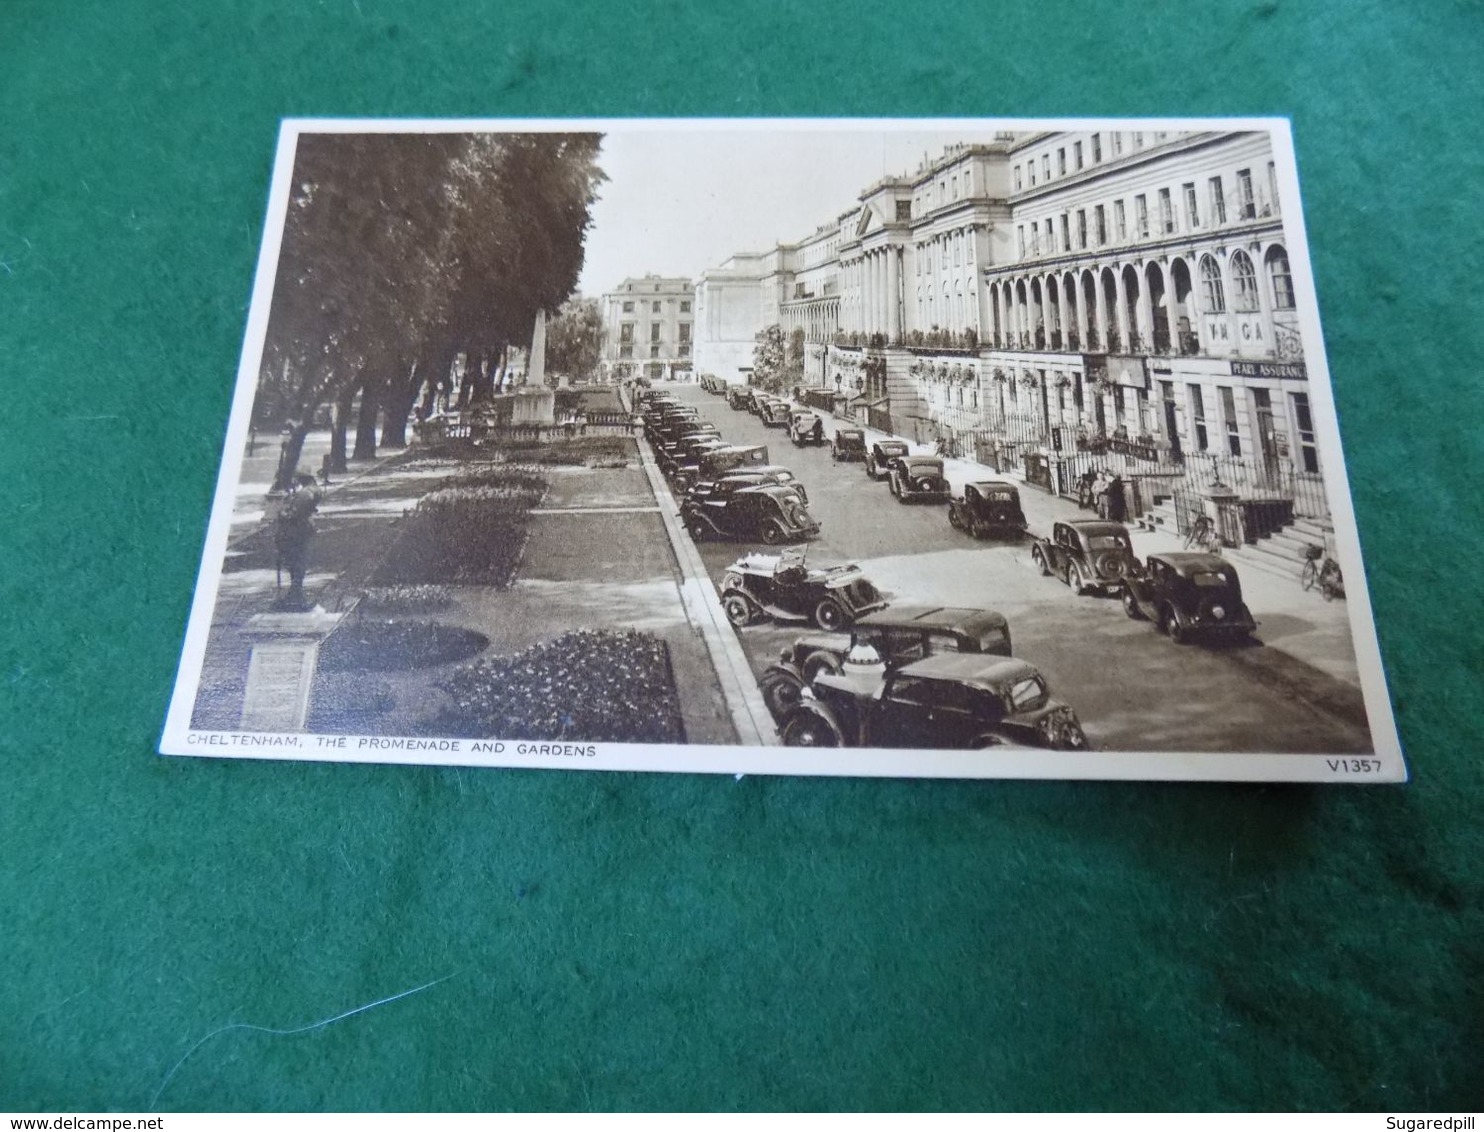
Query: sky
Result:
<box><xmin>575</xmin><ymin>124</ymin><xmax>1015</xmax><ymax>297</ymax></box>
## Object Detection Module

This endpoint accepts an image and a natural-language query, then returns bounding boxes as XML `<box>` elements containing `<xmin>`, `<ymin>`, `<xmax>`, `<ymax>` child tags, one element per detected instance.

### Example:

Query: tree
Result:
<box><xmin>751</xmin><ymin>324</ymin><xmax>787</xmax><ymax>393</ymax></box>
<box><xmin>544</xmin><ymin>297</ymin><xmax>603</xmax><ymax>383</ymax></box>
<box><xmin>786</xmin><ymin>326</ymin><xmax>806</xmax><ymax>389</ymax></box>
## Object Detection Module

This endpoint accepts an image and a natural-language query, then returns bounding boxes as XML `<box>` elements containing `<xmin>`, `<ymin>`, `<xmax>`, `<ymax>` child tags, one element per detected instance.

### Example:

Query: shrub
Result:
<box><xmin>372</xmin><ymin>465</ymin><xmax>548</xmax><ymax>587</ymax></box>
<box><xmin>356</xmin><ymin>585</ymin><xmax>455</xmax><ymax>613</ymax></box>
<box><xmin>435</xmin><ymin>629</ymin><xmax>685</xmax><ymax>743</ymax></box>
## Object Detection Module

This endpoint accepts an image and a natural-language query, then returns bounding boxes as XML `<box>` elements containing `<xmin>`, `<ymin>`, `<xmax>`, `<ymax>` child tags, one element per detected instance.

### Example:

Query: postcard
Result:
<box><xmin>160</xmin><ymin>117</ymin><xmax>1405</xmax><ymax>782</ymax></box>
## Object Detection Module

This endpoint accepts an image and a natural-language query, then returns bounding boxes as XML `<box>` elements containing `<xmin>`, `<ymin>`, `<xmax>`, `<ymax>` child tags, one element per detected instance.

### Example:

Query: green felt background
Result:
<box><xmin>3</xmin><ymin>0</ymin><xmax>1482</xmax><ymax>1112</ymax></box>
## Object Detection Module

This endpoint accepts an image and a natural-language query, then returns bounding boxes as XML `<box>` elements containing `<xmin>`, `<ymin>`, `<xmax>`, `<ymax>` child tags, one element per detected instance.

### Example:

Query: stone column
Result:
<box><xmin>1112</xmin><ymin>269</ymin><xmax>1129</xmax><ymax>352</ymax></box>
<box><xmin>886</xmin><ymin>247</ymin><xmax>901</xmax><ymax>341</ymax></box>
<box><xmin>862</xmin><ymin>255</ymin><xmax>874</xmax><ymax>336</ymax></box>
<box><xmin>1164</xmin><ymin>268</ymin><xmax>1182</xmax><ymax>355</ymax></box>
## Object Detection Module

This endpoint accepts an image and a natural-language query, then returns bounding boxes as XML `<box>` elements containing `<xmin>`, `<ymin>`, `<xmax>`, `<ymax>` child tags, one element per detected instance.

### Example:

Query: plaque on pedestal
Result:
<box><xmin>239</xmin><ymin>608</ymin><xmax>344</xmax><ymax>732</ymax></box>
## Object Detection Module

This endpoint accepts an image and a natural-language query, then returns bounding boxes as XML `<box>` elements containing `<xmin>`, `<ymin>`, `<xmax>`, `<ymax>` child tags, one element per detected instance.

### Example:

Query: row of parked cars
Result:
<box><xmin>682</xmin><ymin>380</ymin><xmax>1091</xmax><ymax>754</ymax></box>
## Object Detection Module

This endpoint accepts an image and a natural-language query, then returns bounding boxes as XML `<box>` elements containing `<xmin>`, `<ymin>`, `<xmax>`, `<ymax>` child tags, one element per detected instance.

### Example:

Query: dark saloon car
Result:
<box><xmin>718</xmin><ymin>464</ymin><xmax>808</xmax><ymax>505</ymax></box>
<box><xmin>680</xmin><ymin>484</ymin><xmax>820</xmax><ymax>545</ymax></box>
<box><xmin>718</xmin><ymin>550</ymin><xmax>887</xmax><ymax>631</ymax></box>
<box><xmin>758</xmin><ymin>398</ymin><xmax>794</xmax><ymax>428</ymax></box>
<box><xmin>1121</xmin><ymin>552</ymin><xmax>1257</xmax><ymax>644</ymax></box>
<box><xmin>758</xmin><ymin>605</ymin><xmax>1013</xmax><ymax>719</ymax></box>
<box><xmin>789</xmin><ymin>411</ymin><xmax>826</xmax><ymax>446</ymax></box>
<box><xmin>685</xmin><ymin>472</ymin><xmax>805</xmax><ymax>509</ymax></box>
<box><xmin>948</xmin><ymin>481</ymin><xmax>1028</xmax><ymax>539</ymax></box>
<box><xmin>887</xmin><ymin>454</ymin><xmax>951</xmax><ymax>503</ymax></box>
<box><xmin>777</xmin><ymin>652</ymin><xmax>1088</xmax><ymax>751</ymax></box>
<box><xmin>726</xmin><ymin>385</ymin><xmax>752</xmax><ymax>410</ymax></box>
<box><xmin>831</xmin><ymin>428</ymin><xmax>867</xmax><ymax>462</ymax></box>
<box><xmin>865</xmin><ymin>439</ymin><xmax>910</xmax><ymax>480</ymax></box>
<box><xmin>1031</xmin><ymin>520</ymin><xmax>1139</xmax><ymax>594</ymax></box>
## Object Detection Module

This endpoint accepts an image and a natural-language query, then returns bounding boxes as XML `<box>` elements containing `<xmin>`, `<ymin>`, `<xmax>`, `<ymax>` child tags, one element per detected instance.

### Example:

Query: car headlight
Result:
<box><xmin>1211</xmin><ymin>604</ymin><xmax>1226</xmax><ymax>620</ymax></box>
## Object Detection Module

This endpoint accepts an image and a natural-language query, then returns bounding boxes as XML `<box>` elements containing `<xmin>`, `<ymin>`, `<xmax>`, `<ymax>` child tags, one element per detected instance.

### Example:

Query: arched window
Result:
<box><xmin>1230</xmin><ymin>250</ymin><xmax>1259</xmax><ymax>312</ymax></box>
<box><xmin>1265</xmin><ymin>246</ymin><xmax>1295</xmax><ymax>310</ymax></box>
<box><xmin>1199</xmin><ymin>255</ymin><xmax>1226</xmax><ymax>314</ymax></box>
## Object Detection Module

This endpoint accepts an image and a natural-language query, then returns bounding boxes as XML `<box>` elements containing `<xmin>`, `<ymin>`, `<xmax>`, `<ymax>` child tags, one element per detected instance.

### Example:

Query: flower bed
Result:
<box><xmin>318</xmin><ymin>618</ymin><xmax>490</xmax><ymax>672</ymax></box>
<box><xmin>434</xmin><ymin>629</ymin><xmax>684</xmax><ymax>743</ymax></box>
<box><xmin>371</xmin><ymin>465</ymin><xmax>548</xmax><ymax>587</ymax></box>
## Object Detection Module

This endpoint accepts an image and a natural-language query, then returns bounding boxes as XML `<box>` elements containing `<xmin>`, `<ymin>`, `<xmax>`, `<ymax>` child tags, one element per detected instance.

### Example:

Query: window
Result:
<box><xmin>619</xmin><ymin>323</ymin><xmax>635</xmax><ymax>343</ymax></box>
<box><xmin>951</xmin><ymin>175</ymin><xmax>959</xmax><ymax>200</ymax></box>
<box><xmin>1182</xmin><ymin>182</ymin><xmax>1199</xmax><ymax>230</ymax></box>
<box><xmin>680</xmin><ymin>300</ymin><xmax>691</xmax><ymax>313</ymax></box>
<box><xmin>1042</xmin><ymin>155</ymin><xmax>1050</xmax><ymax>181</ymax></box>
<box><xmin>1135</xmin><ymin>194</ymin><xmax>1149</xmax><ymax>238</ymax></box>
<box><xmin>1267</xmin><ymin>161</ymin><xmax>1279</xmax><ymax>215</ymax></box>
<box><xmin>1133</xmin><ymin>132</ymin><xmax>1144</xmax><ymax>148</ymax></box>
<box><xmin>1208</xmin><ymin>176</ymin><xmax>1226</xmax><ymax>225</ymax></box>
<box><xmin>1266</xmin><ymin>247</ymin><xmax>1295</xmax><ymax>310</ymax></box>
<box><xmin>652</xmin><ymin>301</ymin><xmax>661</xmax><ymax>313</ymax></box>
<box><xmin>1045</xmin><ymin>219</ymin><xmax>1055</xmax><ymax>251</ymax></box>
<box><xmin>954</xmin><ymin>232</ymin><xmax>962</xmax><ymax>264</ymax></box>
<box><xmin>650</xmin><ymin>344</ymin><xmax>661</xmax><ymax>359</ymax></box>
<box><xmin>1091</xmin><ymin>133</ymin><xmax>1102</xmax><ymax>162</ymax></box>
<box><xmin>1095</xmin><ymin>204</ymin><xmax>1107</xmax><ymax>245</ymax></box>
<box><xmin>1018</xmin><ymin>226</ymin><xmax>1026</xmax><ymax>257</ymax></box>
<box><xmin>679</xmin><ymin>322</ymin><xmax>692</xmax><ymax>343</ymax></box>
<box><xmin>1237</xmin><ymin>168</ymin><xmax>1256</xmax><ymax>219</ymax></box>
<box><xmin>1074</xmin><ymin>141</ymin><xmax>1084</xmax><ymax>169</ymax></box>
<box><xmin>1189</xmin><ymin>384</ymin><xmax>1209</xmax><ymax>451</ymax></box>
<box><xmin>1057</xmin><ymin>148</ymin><xmax>1066</xmax><ymax>176</ymax></box>
<box><xmin>679</xmin><ymin>344</ymin><xmax>690</xmax><ymax>357</ymax></box>
<box><xmin>1077</xmin><ymin>209</ymin><xmax>1087</xmax><ymax>249</ymax></box>
<box><xmin>1291</xmin><ymin>392</ymin><xmax>1320</xmax><ymax>473</ymax></box>
<box><xmin>1014</xmin><ymin>165</ymin><xmax>1023</xmax><ymax>191</ymax></box>
<box><xmin>1028</xmin><ymin>162</ymin><xmax>1036</xmax><ymax>187</ymax></box>
<box><xmin>1158</xmin><ymin>188</ymin><xmax>1174</xmax><ymax>233</ymax></box>
<box><xmin>896</xmin><ymin>200</ymin><xmax>913</xmax><ymax>221</ymax></box>
<box><xmin>1220</xmin><ymin>386</ymin><xmax>1241</xmax><ymax>455</ymax></box>
<box><xmin>1060</xmin><ymin>213</ymin><xmax>1070</xmax><ymax>252</ymax></box>
<box><xmin>1114</xmin><ymin>199</ymin><xmax>1126</xmax><ymax>241</ymax></box>
<box><xmin>1199</xmin><ymin>255</ymin><xmax>1226</xmax><ymax>313</ymax></box>
<box><xmin>622</xmin><ymin>301</ymin><xmax>634</xmax><ymax>313</ymax></box>
<box><xmin>1230</xmin><ymin>251</ymin><xmax>1260</xmax><ymax>312</ymax></box>
<box><xmin>1113</xmin><ymin>133</ymin><xmax>1123</xmax><ymax>156</ymax></box>
<box><xmin>1031</xmin><ymin>227</ymin><xmax>1040</xmax><ymax>256</ymax></box>
<box><xmin>650</xmin><ymin>322</ymin><xmax>662</xmax><ymax>342</ymax></box>
<box><xmin>619</xmin><ymin>344</ymin><xmax>633</xmax><ymax>359</ymax></box>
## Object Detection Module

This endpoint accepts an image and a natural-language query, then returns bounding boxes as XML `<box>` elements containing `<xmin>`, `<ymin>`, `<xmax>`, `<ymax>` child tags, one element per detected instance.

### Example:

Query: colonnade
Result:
<box><xmin>844</xmin><ymin>246</ymin><xmax>902</xmax><ymax>338</ymax></box>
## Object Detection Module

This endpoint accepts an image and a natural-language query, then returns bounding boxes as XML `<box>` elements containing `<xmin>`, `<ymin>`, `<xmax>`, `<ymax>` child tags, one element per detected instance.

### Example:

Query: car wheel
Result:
<box><xmin>970</xmin><ymin>733</ymin><xmax>1009</xmax><ymax>749</ymax></box>
<box><xmin>1163</xmin><ymin>606</ymin><xmax>1191</xmax><ymax>645</ymax></box>
<box><xmin>1067</xmin><ymin>561</ymin><xmax>1085</xmax><ymax>594</ymax></box>
<box><xmin>1122</xmin><ymin>589</ymin><xmax>1145</xmax><ymax>620</ymax></box>
<box><xmin>682</xmin><ymin>515</ymin><xmax>707</xmax><ymax>540</ymax></box>
<box><xmin>758</xmin><ymin>520</ymin><xmax>787</xmax><ymax>546</ymax></box>
<box><xmin>759</xmin><ymin>670</ymin><xmax>805</xmax><ymax>719</ymax></box>
<box><xmin>813</xmin><ymin>599</ymin><xmax>847</xmax><ymax>631</ymax></box>
<box><xmin>722</xmin><ymin>593</ymin><xmax>754</xmax><ymax>627</ymax></box>
<box><xmin>802</xmin><ymin>651</ymin><xmax>843</xmax><ymax>682</ymax></box>
<box><xmin>947</xmin><ymin>505</ymin><xmax>963</xmax><ymax>530</ymax></box>
<box><xmin>781</xmin><ymin>708</ymin><xmax>844</xmax><ymax>747</ymax></box>
<box><xmin>1032</xmin><ymin>546</ymin><xmax>1051</xmax><ymax>576</ymax></box>
<box><xmin>971</xmin><ymin>519</ymin><xmax>987</xmax><ymax>540</ymax></box>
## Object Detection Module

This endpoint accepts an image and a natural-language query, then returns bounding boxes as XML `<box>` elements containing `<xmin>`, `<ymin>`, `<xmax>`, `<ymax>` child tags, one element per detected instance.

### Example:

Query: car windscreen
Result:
<box><xmin>1086</xmin><ymin>535</ymin><xmax>1129</xmax><ymax>550</ymax></box>
<box><xmin>1191</xmin><ymin>571</ymin><xmax>1231</xmax><ymax>587</ymax></box>
<box><xmin>976</xmin><ymin>627</ymin><xmax>1009</xmax><ymax>652</ymax></box>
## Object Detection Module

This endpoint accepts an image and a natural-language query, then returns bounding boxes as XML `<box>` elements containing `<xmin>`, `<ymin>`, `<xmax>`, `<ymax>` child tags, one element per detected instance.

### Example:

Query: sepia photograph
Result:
<box><xmin>160</xmin><ymin>117</ymin><xmax>1405</xmax><ymax>781</ymax></box>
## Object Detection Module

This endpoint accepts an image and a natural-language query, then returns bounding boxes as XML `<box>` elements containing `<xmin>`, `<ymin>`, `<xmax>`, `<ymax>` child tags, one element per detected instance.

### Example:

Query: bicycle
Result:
<box><xmin>1301</xmin><ymin>544</ymin><xmax>1345</xmax><ymax>601</ymax></box>
<box><xmin>1184</xmin><ymin>514</ymin><xmax>1222</xmax><ymax>555</ymax></box>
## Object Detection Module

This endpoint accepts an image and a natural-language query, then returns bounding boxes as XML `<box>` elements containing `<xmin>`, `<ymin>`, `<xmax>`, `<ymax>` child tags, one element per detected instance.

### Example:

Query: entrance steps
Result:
<box><xmin>1135</xmin><ymin>502</ymin><xmax>1335</xmax><ymax>585</ymax></box>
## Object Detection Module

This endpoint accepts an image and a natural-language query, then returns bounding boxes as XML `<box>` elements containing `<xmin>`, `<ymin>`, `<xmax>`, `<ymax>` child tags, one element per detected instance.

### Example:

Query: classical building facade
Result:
<box><xmin>599</xmin><ymin>274</ymin><xmax>695</xmax><ymax>381</ymax></box>
<box><xmin>695</xmin><ymin>130</ymin><xmax>1326</xmax><ymax>517</ymax></box>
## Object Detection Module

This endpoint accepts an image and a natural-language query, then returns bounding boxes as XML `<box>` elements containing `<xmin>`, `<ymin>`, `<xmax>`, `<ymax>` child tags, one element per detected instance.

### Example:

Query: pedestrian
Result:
<box><xmin>274</xmin><ymin>473</ymin><xmax>321</xmax><ymax>610</ymax></box>
<box><xmin>1078</xmin><ymin>468</ymin><xmax>1098</xmax><ymax>510</ymax></box>
<box><xmin>1106</xmin><ymin>473</ymin><xmax>1127</xmax><ymax>522</ymax></box>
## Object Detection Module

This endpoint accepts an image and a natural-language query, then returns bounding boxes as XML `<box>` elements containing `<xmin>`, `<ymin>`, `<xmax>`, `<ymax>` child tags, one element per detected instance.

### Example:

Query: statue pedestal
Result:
<box><xmin>239</xmin><ymin>607</ymin><xmax>344</xmax><ymax>732</ymax></box>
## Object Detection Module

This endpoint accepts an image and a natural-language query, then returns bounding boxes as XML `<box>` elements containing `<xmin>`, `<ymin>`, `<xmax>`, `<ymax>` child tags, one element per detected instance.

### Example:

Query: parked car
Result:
<box><xmin>1121</xmin><ymin>552</ymin><xmax>1257</xmax><ymax>644</ymax></box>
<box><xmin>726</xmin><ymin>386</ymin><xmax>752</xmax><ymax>411</ymax></box>
<box><xmin>757</xmin><ymin>605</ymin><xmax>1013</xmax><ymax>718</ymax></box>
<box><xmin>865</xmin><ymin>439</ymin><xmax>910</xmax><ymax>479</ymax></box>
<box><xmin>686</xmin><ymin>473</ymin><xmax>806</xmax><ymax>509</ymax></box>
<box><xmin>831</xmin><ymin>427</ymin><xmax>867</xmax><ymax>462</ymax></box>
<box><xmin>718</xmin><ymin>550</ymin><xmax>887</xmax><ymax>630</ymax></box>
<box><xmin>680</xmin><ymin>484</ymin><xmax>820</xmax><ymax>545</ymax></box>
<box><xmin>777</xmin><ymin>652</ymin><xmax>1089</xmax><ymax>751</ymax></box>
<box><xmin>948</xmin><ymin>481</ymin><xmax>1028</xmax><ymax>539</ymax></box>
<box><xmin>789</xmin><ymin>411</ymin><xmax>826</xmax><ymax>446</ymax></box>
<box><xmin>759</xmin><ymin>398</ymin><xmax>794</xmax><ymax>428</ymax></box>
<box><xmin>696</xmin><ymin>444</ymin><xmax>769</xmax><ymax>483</ymax></box>
<box><xmin>1030</xmin><ymin>520</ymin><xmax>1139</xmax><ymax>594</ymax></box>
<box><xmin>718</xmin><ymin>464</ymin><xmax>808</xmax><ymax>505</ymax></box>
<box><xmin>665</xmin><ymin>436</ymin><xmax>730</xmax><ymax>483</ymax></box>
<box><xmin>887</xmin><ymin>454</ymin><xmax>951</xmax><ymax>503</ymax></box>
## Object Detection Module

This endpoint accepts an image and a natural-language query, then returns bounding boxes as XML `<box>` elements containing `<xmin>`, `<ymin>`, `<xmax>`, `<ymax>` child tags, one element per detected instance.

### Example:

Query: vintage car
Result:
<box><xmin>947</xmin><ymin>481</ymin><xmax>1028</xmax><ymax>539</ymax></box>
<box><xmin>664</xmin><ymin>435</ymin><xmax>730</xmax><ymax>483</ymax></box>
<box><xmin>700</xmin><ymin>374</ymin><xmax>727</xmax><ymax>395</ymax></box>
<box><xmin>680</xmin><ymin>483</ymin><xmax>821</xmax><ymax>545</ymax></box>
<box><xmin>1030</xmin><ymin>520</ymin><xmax>1139</xmax><ymax>595</ymax></box>
<box><xmin>695</xmin><ymin>444</ymin><xmax>769</xmax><ymax>483</ymax></box>
<box><xmin>865</xmin><ymin>439</ymin><xmax>910</xmax><ymax>480</ymax></box>
<box><xmin>1121</xmin><ymin>552</ymin><xmax>1257</xmax><ymax>644</ymax></box>
<box><xmin>650</xmin><ymin>415</ymin><xmax>713</xmax><ymax>447</ymax></box>
<box><xmin>758</xmin><ymin>398</ymin><xmax>794</xmax><ymax>428</ymax></box>
<box><xmin>831</xmin><ymin>428</ymin><xmax>867</xmax><ymax>462</ymax></box>
<box><xmin>686</xmin><ymin>472</ymin><xmax>805</xmax><ymax>510</ymax></box>
<box><xmin>789</xmin><ymin>411</ymin><xmax>826</xmax><ymax>446</ymax></box>
<box><xmin>718</xmin><ymin>550</ymin><xmax>887</xmax><ymax>631</ymax></box>
<box><xmin>655</xmin><ymin>427</ymin><xmax>722</xmax><ymax>471</ymax></box>
<box><xmin>721</xmin><ymin>464</ymin><xmax>808</xmax><ymax>505</ymax></box>
<box><xmin>726</xmin><ymin>385</ymin><xmax>752</xmax><ymax>411</ymax></box>
<box><xmin>757</xmin><ymin>605</ymin><xmax>1013</xmax><ymax>718</ymax></box>
<box><xmin>887</xmin><ymin>455</ymin><xmax>951</xmax><ymax>503</ymax></box>
<box><xmin>643</xmin><ymin>407</ymin><xmax>697</xmax><ymax>438</ymax></box>
<box><xmin>777</xmin><ymin>652</ymin><xmax>1089</xmax><ymax>751</ymax></box>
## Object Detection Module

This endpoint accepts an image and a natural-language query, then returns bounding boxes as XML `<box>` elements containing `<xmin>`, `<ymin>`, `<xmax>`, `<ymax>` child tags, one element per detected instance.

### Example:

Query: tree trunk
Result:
<box><xmin>270</xmin><ymin>422</ymin><xmax>311</xmax><ymax>494</ymax></box>
<box><xmin>468</xmin><ymin>349</ymin><xmax>495</xmax><ymax>402</ymax></box>
<box><xmin>381</xmin><ymin>358</ymin><xmax>418</xmax><ymax>449</ymax></box>
<box><xmin>492</xmin><ymin>344</ymin><xmax>510</xmax><ymax>392</ymax></box>
<box><xmin>353</xmin><ymin>370</ymin><xmax>382</xmax><ymax>461</ymax></box>
<box><xmin>330</xmin><ymin>383</ymin><xmax>355</xmax><ymax>473</ymax></box>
